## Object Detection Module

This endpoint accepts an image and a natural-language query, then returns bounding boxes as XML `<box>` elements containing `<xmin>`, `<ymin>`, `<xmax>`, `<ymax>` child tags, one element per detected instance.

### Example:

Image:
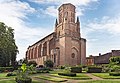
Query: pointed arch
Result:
<box><xmin>71</xmin><ymin>47</ymin><xmax>78</xmax><ymax>65</ymax></box>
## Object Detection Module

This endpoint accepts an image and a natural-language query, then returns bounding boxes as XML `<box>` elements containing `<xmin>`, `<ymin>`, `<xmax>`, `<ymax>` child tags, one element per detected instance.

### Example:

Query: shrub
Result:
<box><xmin>44</xmin><ymin>60</ymin><xmax>54</xmax><ymax>68</ymax></box>
<box><xmin>15</xmin><ymin>64</ymin><xmax>32</xmax><ymax>83</ymax></box>
<box><xmin>111</xmin><ymin>65</ymin><xmax>120</xmax><ymax>72</ymax></box>
<box><xmin>6</xmin><ymin>72</ymin><xmax>16</xmax><ymax>77</ymax></box>
<box><xmin>101</xmin><ymin>64</ymin><xmax>110</xmax><ymax>73</ymax></box>
<box><xmin>28</xmin><ymin>61</ymin><xmax>37</xmax><ymax>67</ymax></box>
<box><xmin>0</xmin><ymin>67</ymin><xmax>14</xmax><ymax>72</ymax></box>
<box><xmin>71</xmin><ymin>66</ymin><xmax>82</xmax><ymax>73</ymax></box>
<box><xmin>60</xmin><ymin>66</ymin><xmax>65</xmax><ymax>69</ymax></box>
<box><xmin>110</xmin><ymin>56</ymin><xmax>120</xmax><ymax>65</ymax></box>
<box><xmin>109</xmin><ymin>72</ymin><xmax>120</xmax><ymax>76</ymax></box>
<box><xmin>87</xmin><ymin>66</ymin><xmax>102</xmax><ymax>73</ymax></box>
<box><xmin>36</xmin><ymin>70</ymin><xmax>49</xmax><ymax>73</ymax></box>
<box><xmin>36</xmin><ymin>67</ymin><xmax>50</xmax><ymax>73</ymax></box>
<box><xmin>58</xmin><ymin>73</ymin><xmax>76</xmax><ymax>77</ymax></box>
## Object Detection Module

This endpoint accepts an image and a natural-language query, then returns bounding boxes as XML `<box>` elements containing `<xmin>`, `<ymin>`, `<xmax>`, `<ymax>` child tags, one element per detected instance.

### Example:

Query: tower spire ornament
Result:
<box><xmin>55</xmin><ymin>19</ymin><xmax>58</xmax><ymax>27</ymax></box>
<box><xmin>76</xmin><ymin>16</ymin><xmax>80</xmax><ymax>23</ymax></box>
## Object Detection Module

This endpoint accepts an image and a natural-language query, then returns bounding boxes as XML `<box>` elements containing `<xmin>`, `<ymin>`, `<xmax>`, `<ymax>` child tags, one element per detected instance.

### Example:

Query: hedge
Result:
<box><xmin>71</xmin><ymin>67</ymin><xmax>82</xmax><ymax>73</ymax></box>
<box><xmin>36</xmin><ymin>67</ymin><xmax>51</xmax><ymax>73</ymax></box>
<box><xmin>109</xmin><ymin>72</ymin><xmax>120</xmax><ymax>76</ymax></box>
<box><xmin>6</xmin><ymin>72</ymin><xmax>16</xmax><ymax>77</ymax></box>
<box><xmin>58</xmin><ymin>73</ymin><xmax>76</xmax><ymax>77</ymax></box>
<box><xmin>87</xmin><ymin>67</ymin><xmax>102</xmax><ymax>73</ymax></box>
<box><xmin>0</xmin><ymin>67</ymin><xmax>14</xmax><ymax>72</ymax></box>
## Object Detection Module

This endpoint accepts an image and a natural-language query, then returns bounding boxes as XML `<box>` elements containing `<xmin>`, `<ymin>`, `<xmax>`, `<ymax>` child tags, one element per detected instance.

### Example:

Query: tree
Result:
<box><xmin>109</xmin><ymin>56</ymin><xmax>120</xmax><ymax>72</ymax></box>
<box><xmin>44</xmin><ymin>60</ymin><xmax>54</xmax><ymax>68</ymax></box>
<box><xmin>0</xmin><ymin>22</ymin><xmax>18</xmax><ymax>66</ymax></box>
<box><xmin>110</xmin><ymin>56</ymin><xmax>120</xmax><ymax>65</ymax></box>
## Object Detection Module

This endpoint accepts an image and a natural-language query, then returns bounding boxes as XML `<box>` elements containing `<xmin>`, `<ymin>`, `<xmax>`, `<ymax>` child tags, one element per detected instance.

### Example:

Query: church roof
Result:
<box><xmin>28</xmin><ymin>32</ymin><xmax>55</xmax><ymax>48</ymax></box>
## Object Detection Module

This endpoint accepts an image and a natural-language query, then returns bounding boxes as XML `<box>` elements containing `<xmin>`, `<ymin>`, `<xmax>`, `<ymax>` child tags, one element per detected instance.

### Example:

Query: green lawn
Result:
<box><xmin>79</xmin><ymin>80</ymin><xmax>120</xmax><ymax>83</ymax></box>
<box><xmin>0</xmin><ymin>73</ymin><xmax>44</xmax><ymax>83</ymax></box>
<box><xmin>0</xmin><ymin>73</ymin><xmax>8</xmax><ymax>77</ymax></box>
<box><xmin>49</xmin><ymin>69</ymin><xmax>91</xmax><ymax>80</ymax></box>
<box><xmin>0</xmin><ymin>80</ymin><xmax>44</xmax><ymax>83</ymax></box>
<box><xmin>92</xmin><ymin>73</ymin><xmax>120</xmax><ymax>79</ymax></box>
<box><xmin>0</xmin><ymin>80</ymin><xmax>16</xmax><ymax>83</ymax></box>
<box><xmin>50</xmin><ymin>73</ymin><xmax>91</xmax><ymax>80</ymax></box>
<box><xmin>35</xmin><ymin>75</ymin><xmax>67</xmax><ymax>82</ymax></box>
<box><xmin>0</xmin><ymin>73</ymin><xmax>15</xmax><ymax>79</ymax></box>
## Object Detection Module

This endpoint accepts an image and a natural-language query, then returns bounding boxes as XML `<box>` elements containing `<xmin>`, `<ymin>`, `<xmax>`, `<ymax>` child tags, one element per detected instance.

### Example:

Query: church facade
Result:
<box><xmin>26</xmin><ymin>3</ymin><xmax>86</xmax><ymax>66</ymax></box>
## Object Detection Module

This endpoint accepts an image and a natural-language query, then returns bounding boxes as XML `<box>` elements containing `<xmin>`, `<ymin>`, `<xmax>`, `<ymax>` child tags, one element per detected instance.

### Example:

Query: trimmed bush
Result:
<box><xmin>58</xmin><ymin>73</ymin><xmax>76</xmax><ymax>77</ymax></box>
<box><xmin>36</xmin><ymin>70</ymin><xmax>49</xmax><ymax>73</ymax></box>
<box><xmin>37</xmin><ymin>67</ymin><xmax>52</xmax><ymax>71</ymax></box>
<box><xmin>71</xmin><ymin>67</ymin><xmax>82</xmax><ymax>73</ymax></box>
<box><xmin>44</xmin><ymin>60</ymin><xmax>54</xmax><ymax>68</ymax></box>
<box><xmin>6</xmin><ymin>72</ymin><xmax>16</xmax><ymax>77</ymax></box>
<box><xmin>0</xmin><ymin>67</ymin><xmax>14</xmax><ymax>72</ymax></box>
<box><xmin>28</xmin><ymin>61</ymin><xmax>37</xmax><ymax>67</ymax></box>
<box><xmin>87</xmin><ymin>67</ymin><xmax>102</xmax><ymax>73</ymax></box>
<box><xmin>60</xmin><ymin>66</ymin><xmax>65</xmax><ymax>69</ymax></box>
<box><xmin>109</xmin><ymin>72</ymin><xmax>120</xmax><ymax>76</ymax></box>
<box><xmin>36</xmin><ymin>67</ymin><xmax>51</xmax><ymax>73</ymax></box>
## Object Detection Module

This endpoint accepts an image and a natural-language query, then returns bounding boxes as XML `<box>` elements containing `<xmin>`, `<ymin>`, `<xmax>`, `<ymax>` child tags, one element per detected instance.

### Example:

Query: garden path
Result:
<box><xmin>85</xmin><ymin>73</ymin><xmax>103</xmax><ymax>80</ymax></box>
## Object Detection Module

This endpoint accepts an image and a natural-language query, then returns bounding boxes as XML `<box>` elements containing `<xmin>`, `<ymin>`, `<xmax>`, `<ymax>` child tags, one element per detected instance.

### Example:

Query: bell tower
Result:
<box><xmin>54</xmin><ymin>3</ymin><xmax>86</xmax><ymax>66</ymax></box>
<box><xmin>55</xmin><ymin>3</ymin><xmax>81</xmax><ymax>39</ymax></box>
<box><xmin>58</xmin><ymin>3</ymin><xmax>75</xmax><ymax>23</ymax></box>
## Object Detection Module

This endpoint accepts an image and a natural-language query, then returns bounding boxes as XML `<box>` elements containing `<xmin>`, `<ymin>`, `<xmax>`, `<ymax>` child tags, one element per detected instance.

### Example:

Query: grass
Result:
<box><xmin>92</xmin><ymin>73</ymin><xmax>120</xmax><ymax>79</ymax></box>
<box><xmin>35</xmin><ymin>75</ymin><xmax>67</xmax><ymax>82</ymax></box>
<box><xmin>0</xmin><ymin>73</ymin><xmax>15</xmax><ymax>79</ymax></box>
<box><xmin>0</xmin><ymin>73</ymin><xmax>7</xmax><ymax>79</ymax></box>
<box><xmin>0</xmin><ymin>80</ymin><xmax>16</xmax><ymax>83</ymax></box>
<box><xmin>0</xmin><ymin>80</ymin><xmax>45</xmax><ymax>83</ymax></box>
<box><xmin>0</xmin><ymin>73</ymin><xmax>44</xmax><ymax>83</ymax></box>
<box><xmin>79</xmin><ymin>80</ymin><xmax>120</xmax><ymax>83</ymax></box>
<box><xmin>50</xmin><ymin>73</ymin><xmax>91</xmax><ymax>80</ymax></box>
<box><xmin>49</xmin><ymin>69</ymin><xmax>70</xmax><ymax>74</ymax></box>
<box><xmin>49</xmin><ymin>68</ymin><xmax>91</xmax><ymax>80</ymax></box>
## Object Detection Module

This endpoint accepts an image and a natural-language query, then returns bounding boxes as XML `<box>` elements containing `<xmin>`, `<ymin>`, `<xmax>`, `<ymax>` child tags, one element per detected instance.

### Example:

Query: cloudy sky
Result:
<box><xmin>0</xmin><ymin>0</ymin><xmax>120</xmax><ymax>60</ymax></box>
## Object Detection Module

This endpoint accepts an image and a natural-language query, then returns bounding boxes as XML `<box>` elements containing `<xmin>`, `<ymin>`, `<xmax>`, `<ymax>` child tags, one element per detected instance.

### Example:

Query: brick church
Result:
<box><xmin>26</xmin><ymin>3</ymin><xmax>86</xmax><ymax>66</ymax></box>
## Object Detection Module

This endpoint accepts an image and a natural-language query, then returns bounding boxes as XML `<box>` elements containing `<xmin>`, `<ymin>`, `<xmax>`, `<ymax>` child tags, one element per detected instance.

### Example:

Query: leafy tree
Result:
<box><xmin>109</xmin><ymin>56</ymin><xmax>120</xmax><ymax>72</ymax></box>
<box><xmin>44</xmin><ymin>60</ymin><xmax>54</xmax><ymax>68</ymax></box>
<box><xmin>110</xmin><ymin>56</ymin><xmax>120</xmax><ymax>65</ymax></box>
<box><xmin>0</xmin><ymin>22</ymin><xmax>18</xmax><ymax>66</ymax></box>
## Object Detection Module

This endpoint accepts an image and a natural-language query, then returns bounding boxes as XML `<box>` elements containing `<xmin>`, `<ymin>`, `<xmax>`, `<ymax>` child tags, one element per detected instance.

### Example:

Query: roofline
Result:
<box><xmin>28</xmin><ymin>32</ymin><xmax>55</xmax><ymax>48</ymax></box>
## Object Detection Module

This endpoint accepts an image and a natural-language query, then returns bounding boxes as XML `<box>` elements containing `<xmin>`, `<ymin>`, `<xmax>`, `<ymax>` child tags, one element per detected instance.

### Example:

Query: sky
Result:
<box><xmin>0</xmin><ymin>0</ymin><xmax>120</xmax><ymax>60</ymax></box>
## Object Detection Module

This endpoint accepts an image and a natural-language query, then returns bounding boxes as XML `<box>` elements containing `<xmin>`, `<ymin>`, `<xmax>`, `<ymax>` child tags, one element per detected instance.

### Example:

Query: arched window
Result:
<box><xmin>71</xmin><ymin>53</ymin><xmax>75</xmax><ymax>58</ymax></box>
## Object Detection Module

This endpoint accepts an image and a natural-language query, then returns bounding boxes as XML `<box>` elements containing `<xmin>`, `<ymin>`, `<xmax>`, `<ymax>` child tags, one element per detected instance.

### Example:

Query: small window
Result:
<box><xmin>58</xmin><ymin>31</ymin><xmax>60</xmax><ymax>36</ymax></box>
